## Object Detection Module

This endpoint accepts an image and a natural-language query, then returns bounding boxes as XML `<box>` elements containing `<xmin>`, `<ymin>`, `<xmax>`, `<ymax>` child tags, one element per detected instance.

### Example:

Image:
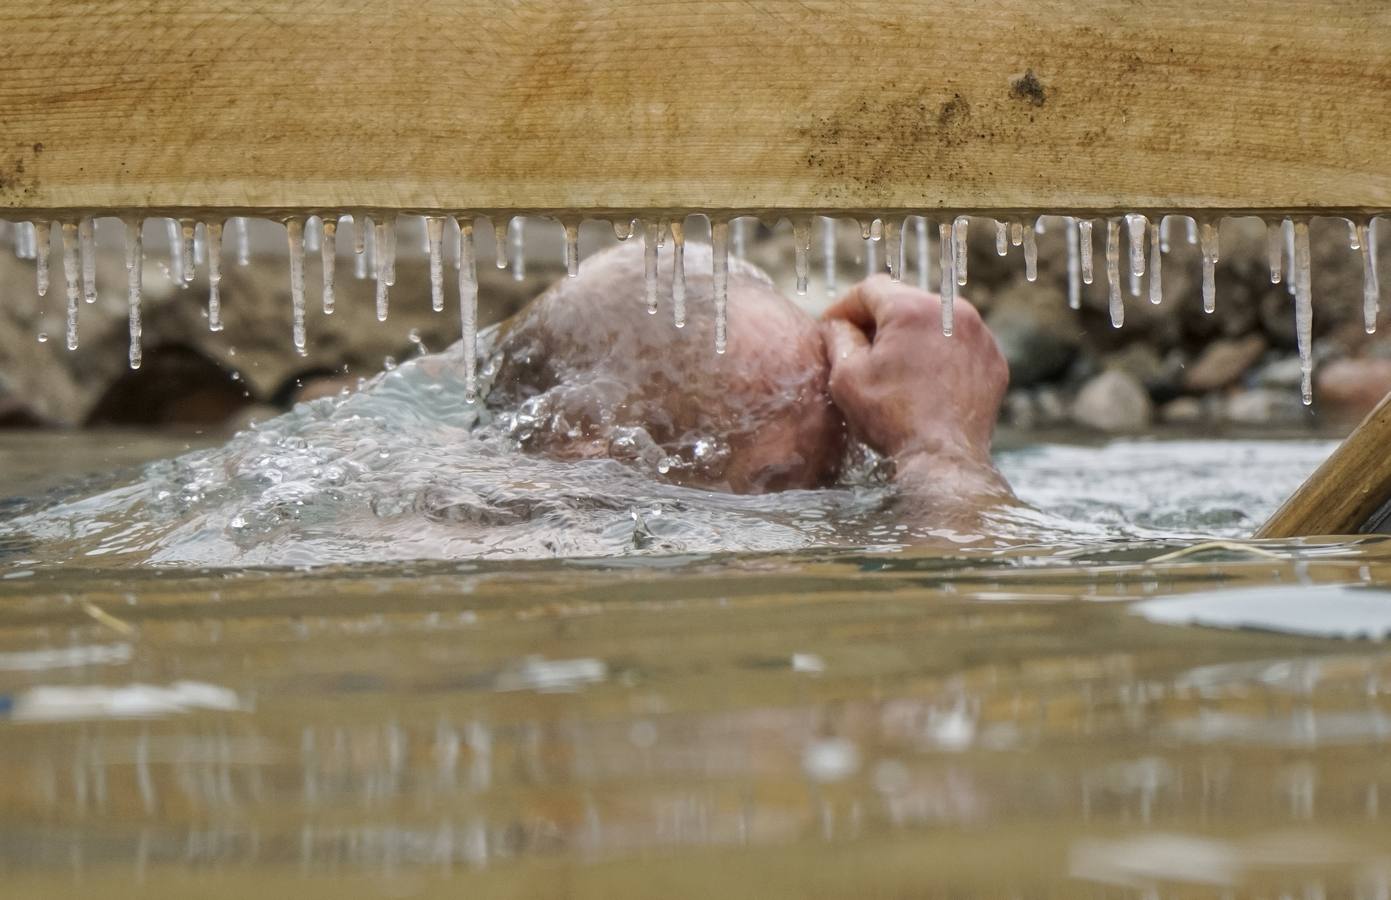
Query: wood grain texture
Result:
<box><xmin>1257</xmin><ymin>390</ymin><xmax>1391</xmax><ymax>538</ymax></box>
<box><xmin>0</xmin><ymin>1</ymin><xmax>1388</xmax><ymax>215</ymax></box>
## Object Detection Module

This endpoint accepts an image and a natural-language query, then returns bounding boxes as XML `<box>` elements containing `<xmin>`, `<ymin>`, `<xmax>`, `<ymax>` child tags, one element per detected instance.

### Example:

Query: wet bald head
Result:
<box><xmin>486</xmin><ymin>241</ymin><xmax>843</xmax><ymax>492</ymax></box>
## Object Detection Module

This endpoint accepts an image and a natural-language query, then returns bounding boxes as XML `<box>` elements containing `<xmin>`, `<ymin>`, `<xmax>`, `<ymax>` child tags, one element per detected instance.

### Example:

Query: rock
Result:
<box><xmin>1223</xmin><ymin>388</ymin><xmax>1311</xmax><ymax>427</ymax></box>
<box><xmin>985</xmin><ymin>281</ymin><xmax>1083</xmax><ymax>388</ymax></box>
<box><xmin>1071</xmin><ymin>370</ymin><xmax>1153</xmax><ymax>433</ymax></box>
<box><xmin>1182</xmin><ymin>334</ymin><xmax>1267</xmax><ymax>392</ymax></box>
<box><xmin>1314</xmin><ymin>357</ymin><xmax>1391</xmax><ymax>423</ymax></box>
<box><xmin>85</xmin><ymin>345</ymin><xmax>254</xmax><ymax>428</ymax></box>
<box><xmin>1159</xmin><ymin>396</ymin><xmax>1205</xmax><ymax>425</ymax></box>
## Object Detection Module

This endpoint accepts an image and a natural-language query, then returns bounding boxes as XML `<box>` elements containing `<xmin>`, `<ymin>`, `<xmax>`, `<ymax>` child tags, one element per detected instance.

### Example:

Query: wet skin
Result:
<box><xmin>486</xmin><ymin>242</ymin><xmax>1014</xmax><ymax>513</ymax></box>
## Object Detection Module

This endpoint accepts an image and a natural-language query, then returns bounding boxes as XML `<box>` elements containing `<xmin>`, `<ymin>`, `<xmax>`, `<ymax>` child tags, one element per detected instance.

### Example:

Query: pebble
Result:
<box><xmin>1183</xmin><ymin>334</ymin><xmax>1267</xmax><ymax>393</ymax></box>
<box><xmin>1071</xmin><ymin>370</ymin><xmax>1153</xmax><ymax>433</ymax></box>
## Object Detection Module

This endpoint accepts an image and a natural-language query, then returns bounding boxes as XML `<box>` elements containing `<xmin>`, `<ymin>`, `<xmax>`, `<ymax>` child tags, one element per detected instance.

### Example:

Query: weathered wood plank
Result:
<box><xmin>0</xmin><ymin>1</ymin><xmax>1388</xmax><ymax>215</ymax></box>
<box><xmin>1257</xmin><ymin>390</ymin><xmax>1391</xmax><ymax>538</ymax></box>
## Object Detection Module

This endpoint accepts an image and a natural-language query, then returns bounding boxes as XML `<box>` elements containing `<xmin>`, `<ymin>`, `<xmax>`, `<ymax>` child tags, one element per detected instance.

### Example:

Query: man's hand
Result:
<box><xmin>821</xmin><ymin>276</ymin><xmax>1015</xmax><ymax>506</ymax></box>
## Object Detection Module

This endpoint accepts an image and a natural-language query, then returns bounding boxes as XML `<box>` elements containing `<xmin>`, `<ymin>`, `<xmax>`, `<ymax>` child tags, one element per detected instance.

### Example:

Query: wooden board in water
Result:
<box><xmin>0</xmin><ymin>1</ymin><xmax>1388</xmax><ymax>215</ymax></box>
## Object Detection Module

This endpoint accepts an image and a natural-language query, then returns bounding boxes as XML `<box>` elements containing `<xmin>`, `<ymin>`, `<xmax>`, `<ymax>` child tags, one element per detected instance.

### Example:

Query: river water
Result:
<box><xmin>0</xmin><ymin>414</ymin><xmax>1389</xmax><ymax>897</ymax></box>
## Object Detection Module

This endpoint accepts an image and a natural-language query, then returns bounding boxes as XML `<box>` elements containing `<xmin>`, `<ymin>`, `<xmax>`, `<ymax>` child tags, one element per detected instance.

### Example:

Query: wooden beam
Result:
<box><xmin>1</xmin><ymin>1</ymin><xmax>1388</xmax><ymax>216</ymax></box>
<box><xmin>1256</xmin><ymin>391</ymin><xmax>1391</xmax><ymax>538</ymax></box>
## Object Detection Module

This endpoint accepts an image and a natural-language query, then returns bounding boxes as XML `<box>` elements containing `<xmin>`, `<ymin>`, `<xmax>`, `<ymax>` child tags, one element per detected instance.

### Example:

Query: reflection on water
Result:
<box><xmin>1</xmin><ymin>405</ymin><xmax>1389</xmax><ymax>894</ymax></box>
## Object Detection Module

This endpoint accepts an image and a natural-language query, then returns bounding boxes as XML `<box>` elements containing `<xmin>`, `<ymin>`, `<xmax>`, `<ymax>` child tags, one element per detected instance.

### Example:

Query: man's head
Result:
<box><xmin>486</xmin><ymin>240</ymin><xmax>844</xmax><ymax>493</ymax></box>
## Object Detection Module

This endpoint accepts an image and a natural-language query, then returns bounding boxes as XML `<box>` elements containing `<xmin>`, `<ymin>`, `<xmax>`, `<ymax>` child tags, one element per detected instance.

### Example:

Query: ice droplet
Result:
<box><xmin>124</xmin><ymin>218</ymin><xmax>143</xmax><ymax>370</ymax></box>
<box><xmin>1106</xmin><ymin>218</ymin><xmax>1123</xmax><ymax>328</ymax></box>
<box><xmin>1065</xmin><ymin>216</ymin><xmax>1081</xmax><ymax>310</ymax></box>
<box><xmin>882</xmin><ymin>217</ymin><xmax>901</xmax><ymax>283</ymax></box>
<box><xmin>563</xmin><ymin>219</ymin><xmax>580</xmax><ymax>277</ymax></box>
<box><xmin>206</xmin><ymin>220</ymin><xmax>223</xmax><ymax>332</ymax></box>
<box><xmin>1267</xmin><ymin>219</ymin><xmax>1284</xmax><ymax>284</ymax></box>
<box><xmin>510</xmin><ymin>216</ymin><xmax>525</xmax><ymax>282</ymax></box>
<box><xmin>1148</xmin><ymin>217</ymin><xmax>1163</xmax><ymax>305</ymax></box>
<box><xmin>671</xmin><ymin>218</ymin><xmax>687</xmax><ymax>328</ymax></box>
<box><xmin>34</xmin><ymin>221</ymin><xmax>49</xmax><ymax>297</ymax></box>
<box><xmin>456</xmin><ymin>218</ymin><xmax>479</xmax><ymax>402</ymax></box>
<box><xmin>822</xmin><ymin>216</ymin><xmax>838</xmax><ymax>298</ymax></box>
<box><xmin>1200</xmin><ymin>220</ymin><xmax>1219</xmax><ymax>314</ymax></box>
<box><xmin>494</xmin><ymin>218</ymin><xmax>508</xmax><ymax>270</ymax></box>
<box><xmin>426</xmin><ymin>215</ymin><xmax>445</xmax><ymax>313</ymax></box>
<box><xmin>953</xmin><ymin>216</ymin><xmax>968</xmax><ymax>286</ymax></box>
<box><xmin>1359</xmin><ymin>219</ymin><xmax>1379</xmax><ymax>333</ymax></box>
<box><xmin>235</xmin><ymin>217</ymin><xmax>251</xmax><ymax>266</ymax></box>
<box><xmin>711</xmin><ymin>219</ymin><xmax>730</xmax><ymax>354</ymax></box>
<box><xmin>1293</xmin><ymin>219</ymin><xmax>1314</xmax><ymax>405</ymax></box>
<box><xmin>939</xmin><ymin>220</ymin><xmax>955</xmax><ymax>336</ymax></box>
<box><xmin>995</xmin><ymin>219</ymin><xmax>1008</xmax><ymax>256</ymax></box>
<box><xmin>643</xmin><ymin>218</ymin><xmax>661</xmax><ymax>314</ymax></box>
<box><xmin>1023</xmin><ymin>218</ymin><xmax>1039</xmax><ymax>282</ymax></box>
<box><xmin>909</xmin><ymin>216</ymin><xmax>927</xmax><ymax>292</ymax></box>
<box><xmin>62</xmin><ymin>222</ymin><xmax>80</xmax><ymax>350</ymax></box>
<box><xmin>320</xmin><ymin>216</ymin><xmax>337</xmax><ymax>315</ymax></box>
<box><xmin>1079</xmin><ymin>219</ymin><xmax>1094</xmax><ymax>285</ymax></box>
<box><xmin>287</xmin><ymin>218</ymin><xmax>307</xmax><ymax>355</ymax></box>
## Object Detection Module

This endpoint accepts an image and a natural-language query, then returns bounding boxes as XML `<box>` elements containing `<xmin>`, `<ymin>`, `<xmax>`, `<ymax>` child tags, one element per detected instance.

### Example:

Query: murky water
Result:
<box><xmin>2</xmin><ymin>417</ymin><xmax>1390</xmax><ymax>897</ymax></box>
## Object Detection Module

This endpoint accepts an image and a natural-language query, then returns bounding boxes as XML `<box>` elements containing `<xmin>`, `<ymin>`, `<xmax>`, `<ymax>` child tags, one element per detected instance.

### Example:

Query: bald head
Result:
<box><xmin>486</xmin><ymin>240</ymin><xmax>843</xmax><ymax>492</ymax></box>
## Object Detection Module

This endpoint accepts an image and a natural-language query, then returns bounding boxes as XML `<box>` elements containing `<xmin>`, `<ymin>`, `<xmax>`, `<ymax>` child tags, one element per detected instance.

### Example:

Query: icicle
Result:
<box><xmin>427</xmin><ymin>216</ymin><xmax>445</xmax><ymax>313</ymax></box>
<box><xmin>1293</xmin><ymin>219</ymin><xmax>1314</xmax><ymax>405</ymax></box>
<box><xmin>1200</xmin><ymin>220</ymin><xmax>1219</xmax><ymax>314</ymax></box>
<box><xmin>822</xmin><ymin>216</ymin><xmax>838</xmax><ymax>298</ymax></box>
<box><xmin>124</xmin><ymin>219</ymin><xmax>142</xmax><ymax>370</ymax></box>
<box><xmin>493</xmin><ymin>218</ymin><xmax>508</xmax><ymax>270</ymax></box>
<box><xmin>914</xmin><ymin>216</ymin><xmax>930</xmax><ymax>292</ymax></box>
<box><xmin>1267</xmin><ymin>219</ymin><xmax>1284</xmax><ymax>284</ymax></box>
<box><xmin>858</xmin><ymin>219</ymin><xmax>874</xmax><ymax>240</ymax></box>
<box><xmin>456</xmin><ymin>219</ymin><xmax>479</xmax><ymax>402</ymax></box>
<box><xmin>374</xmin><ymin>218</ymin><xmax>391</xmax><ymax>321</ymax></box>
<box><xmin>62</xmin><ymin>222</ymin><xmax>80</xmax><ymax>350</ymax></box>
<box><xmin>166</xmin><ymin>218</ymin><xmax>184</xmax><ymax>285</ymax></box>
<box><xmin>1284</xmin><ymin>218</ymin><xmax>1297</xmax><ymax>296</ymax></box>
<box><xmin>510</xmin><ymin>216</ymin><xmax>525</xmax><ymax>282</ymax></box>
<box><xmin>1079</xmin><ymin>219</ymin><xmax>1094</xmax><ymax>285</ymax></box>
<box><xmin>79</xmin><ymin>217</ymin><xmax>97</xmax><ymax>303</ymax></box>
<box><xmin>193</xmin><ymin>221</ymin><xmax>206</xmax><ymax>266</ymax></box>
<box><xmin>320</xmin><ymin>217</ymin><xmax>336</xmax><ymax>315</ymax></box>
<box><xmin>14</xmin><ymin>221</ymin><xmax>35</xmax><ymax>260</ymax></box>
<box><xmin>711</xmin><ymin>219</ymin><xmax>730</xmax><ymax>354</ymax></box>
<box><xmin>792</xmin><ymin>216</ymin><xmax>814</xmax><ymax>292</ymax></box>
<box><xmin>671</xmin><ymin>219</ymin><xmax>687</xmax><ymax>328</ymax></box>
<box><xmin>953</xmin><ymin>216</ymin><xmax>968</xmax><ymax>286</ymax></box>
<box><xmin>1148</xmin><ymin>218</ymin><xmax>1163</xmax><ymax>305</ymax></box>
<box><xmin>1106</xmin><ymin>218</ymin><xmax>1123</xmax><ymax>328</ymax></box>
<box><xmin>732</xmin><ymin>217</ymin><xmax>747</xmax><ymax>260</ymax></box>
<box><xmin>1359</xmin><ymin>219</ymin><xmax>1379</xmax><ymax>333</ymax></box>
<box><xmin>287</xmin><ymin>218</ymin><xmax>307</xmax><ymax>355</ymax></box>
<box><xmin>353</xmin><ymin>214</ymin><xmax>367</xmax><ymax>256</ymax></box>
<box><xmin>179</xmin><ymin>219</ymin><xmax>196</xmax><ymax>285</ymax></box>
<box><xmin>1159</xmin><ymin>215</ymin><xmax>1171</xmax><ymax>253</ymax></box>
<box><xmin>1023</xmin><ymin>220</ymin><xmax>1039</xmax><ymax>282</ymax></box>
<box><xmin>563</xmin><ymin>219</ymin><xmax>580</xmax><ymax>277</ymax></box>
<box><xmin>612</xmin><ymin>218</ymin><xmax>634</xmax><ymax>241</ymax></box>
<box><xmin>643</xmin><ymin>219</ymin><xmax>661</xmax><ymax>314</ymax></box>
<box><xmin>1010</xmin><ymin>221</ymin><xmax>1024</xmax><ymax>247</ymax></box>
<box><xmin>863</xmin><ymin>230</ymin><xmax>878</xmax><ymax>277</ymax></box>
<box><xmin>236</xmin><ymin>217</ymin><xmax>251</xmax><ymax>266</ymax></box>
<box><xmin>938</xmin><ymin>221</ymin><xmax>955</xmax><ymax>336</ymax></box>
<box><xmin>1186</xmin><ymin>217</ymin><xmax>1198</xmax><ymax>244</ymax></box>
<box><xmin>34</xmin><ymin>221</ymin><xmax>49</xmax><ymax>297</ymax></box>
<box><xmin>1126</xmin><ymin>214</ymin><xmax>1147</xmax><ymax>278</ymax></box>
<box><xmin>305</xmin><ymin>216</ymin><xmax>321</xmax><ymax>254</ymax></box>
<box><xmin>881</xmin><ymin>217</ymin><xmax>900</xmax><ymax>283</ymax></box>
<box><xmin>1349</xmin><ymin>219</ymin><xmax>1361</xmax><ymax>250</ymax></box>
<box><xmin>995</xmin><ymin>220</ymin><xmax>1008</xmax><ymax>256</ymax></box>
<box><xmin>869</xmin><ymin>218</ymin><xmax>883</xmax><ymax>242</ymax></box>
<box><xmin>1065</xmin><ymin>217</ymin><xmax>1081</xmax><ymax>310</ymax></box>
<box><xmin>207</xmin><ymin>220</ymin><xmax>224</xmax><ymax>332</ymax></box>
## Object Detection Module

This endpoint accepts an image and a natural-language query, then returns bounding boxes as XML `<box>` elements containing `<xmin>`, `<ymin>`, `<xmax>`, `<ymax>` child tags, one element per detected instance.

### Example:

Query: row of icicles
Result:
<box><xmin>4</xmin><ymin>212</ymin><xmax>1383</xmax><ymax>404</ymax></box>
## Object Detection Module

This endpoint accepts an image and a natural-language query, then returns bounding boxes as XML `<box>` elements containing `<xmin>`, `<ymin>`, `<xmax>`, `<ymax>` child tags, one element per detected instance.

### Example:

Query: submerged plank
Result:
<box><xmin>0</xmin><ymin>1</ymin><xmax>1388</xmax><ymax>215</ymax></box>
